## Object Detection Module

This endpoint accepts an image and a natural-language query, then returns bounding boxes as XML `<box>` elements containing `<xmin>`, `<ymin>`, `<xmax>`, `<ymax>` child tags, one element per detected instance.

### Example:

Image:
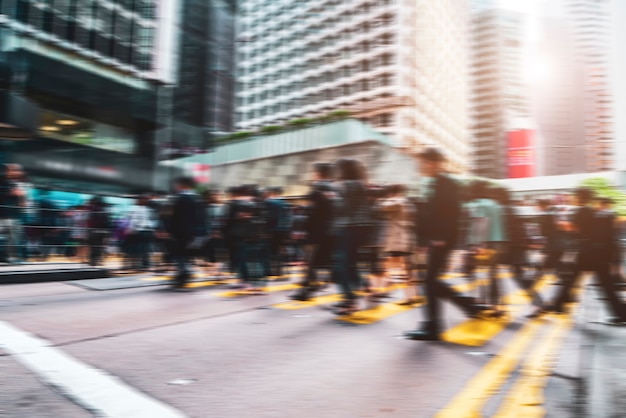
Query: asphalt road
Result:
<box><xmin>0</xmin><ymin>268</ymin><xmax>621</xmax><ymax>418</ymax></box>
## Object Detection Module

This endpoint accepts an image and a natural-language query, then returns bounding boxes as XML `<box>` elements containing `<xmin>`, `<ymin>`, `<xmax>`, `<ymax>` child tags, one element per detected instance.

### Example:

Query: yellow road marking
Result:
<box><xmin>336</xmin><ymin>300</ymin><xmax>425</xmax><ymax>325</ymax></box>
<box><xmin>336</xmin><ymin>276</ymin><xmax>510</xmax><ymax>325</ymax></box>
<box><xmin>492</xmin><ymin>316</ymin><xmax>573</xmax><ymax>418</ymax></box>
<box><xmin>435</xmin><ymin>319</ymin><xmax>546</xmax><ymax>418</ymax></box>
<box><xmin>442</xmin><ymin>274</ymin><xmax>553</xmax><ymax>347</ymax></box>
<box><xmin>437</xmin><ymin>279</ymin><xmax>584</xmax><ymax>418</ymax></box>
<box><xmin>493</xmin><ymin>281</ymin><xmax>584</xmax><ymax>418</ymax></box>
<box><xmin>185</xmin><ymin>279</ymin><xmax>236</xmax><ymax>289</ymax></box>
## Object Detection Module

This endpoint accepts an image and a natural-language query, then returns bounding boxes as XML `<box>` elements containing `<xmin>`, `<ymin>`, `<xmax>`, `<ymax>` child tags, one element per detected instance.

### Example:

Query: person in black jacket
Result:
<box><xmin>494</xmin><ymin>187</ymin><xmax>543</xmax><ymax>317</ymax></box>
<box><xmin>545</xmin><ymin>188</ymin><xmax>626</xmax><ymax>324</ymax></box>
<box><xmin>405</xmin><ymin>148</ymin><xmax>489</xmax><ymax>341</ymax></box>
<box><xmin>291</xmin><ymin>162</ymin><xmax>336</xmax><ymax>301</ymax></box>
<box><xmin>168</xmin><ymin>177</ymin><xmax>204</xmax><ymax>290</ymax></box>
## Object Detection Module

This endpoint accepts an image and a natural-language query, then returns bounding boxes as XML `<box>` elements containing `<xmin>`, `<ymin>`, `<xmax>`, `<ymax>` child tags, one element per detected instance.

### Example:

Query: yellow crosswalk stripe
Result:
<box><xmin>442</xmin><ymin>274</ymin><xmax>553</xmax><ymax>347</ymax></box>
<box><xmin>336</xmin><ymin>274</ymin><xmax>511</xmax><ymax>325</ymax></box>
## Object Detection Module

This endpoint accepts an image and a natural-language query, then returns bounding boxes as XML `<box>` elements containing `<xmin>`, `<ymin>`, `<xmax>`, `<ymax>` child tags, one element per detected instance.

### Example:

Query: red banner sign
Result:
<box><xmin>508</xmin><ymin>129</ymin><xmax>535</xmax><ymax>178</ymax></box>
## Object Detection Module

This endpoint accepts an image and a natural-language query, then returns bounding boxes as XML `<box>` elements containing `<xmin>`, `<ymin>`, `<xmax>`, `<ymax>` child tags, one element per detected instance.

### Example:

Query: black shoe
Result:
<box><xmin>290</xmin><ymin>291</ymin><xmax>312</xmax><ymax>301</ymax></box>
<box><xmin>543</xmin><ymin>305</ymin><xmax>566</xmax><ymax>314</ymax></box>
<box><xmin>404</xmin><ymin>330</ymin><xmax>441</xmax><ymax>341</ymax></box>
<box><xmin>607</xmin><ymin>317</ymin><xmax>626</xmax><ymax>326</ymax></box>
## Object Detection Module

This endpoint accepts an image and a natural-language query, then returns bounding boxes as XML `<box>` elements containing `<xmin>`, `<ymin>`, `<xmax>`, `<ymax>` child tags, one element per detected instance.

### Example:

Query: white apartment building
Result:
<box><xmin>565</xmin><ymin>0</ymin><xmax>615</xmax><ymax>173</ymax></box>
<box><xmin>234</xmin><ymin>0</ymin><xmax>470</xmax><ymax>173</ymax></box>
<box><xmin>470</xmin><ymin>8</ymin><xmax>531</xmax><ymax>178</ymax></box>
<box><xmin>533</xmin><ymin>0</ymin><xmax>615</xmax><ymax>175</ymax></box>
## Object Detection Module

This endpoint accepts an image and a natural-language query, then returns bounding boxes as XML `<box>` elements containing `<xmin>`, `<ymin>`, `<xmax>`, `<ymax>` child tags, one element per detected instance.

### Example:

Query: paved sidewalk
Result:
<box><xmin>0</xmin><ymin>353</ymin><xmax>91</xmax><ymax>417</ymax></box>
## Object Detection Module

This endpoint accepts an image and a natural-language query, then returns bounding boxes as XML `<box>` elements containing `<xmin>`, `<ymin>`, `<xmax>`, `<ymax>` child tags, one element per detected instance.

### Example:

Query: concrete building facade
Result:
<box><xmin>470</xmin><ymin>7</ymin><xmax>531</xmax><ymax>178</ymax></box>
<box><xmin>234</xmin><ymin>0</ymin><xmax>470</xmax><ymax>173</ymax></box>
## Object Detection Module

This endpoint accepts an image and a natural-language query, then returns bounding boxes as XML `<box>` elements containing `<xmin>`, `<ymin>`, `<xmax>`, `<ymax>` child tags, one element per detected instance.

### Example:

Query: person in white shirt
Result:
<box><xmin>125</xmin><ymin>194</ymin><xmax>157</xmax><ymax>272</ymax></box>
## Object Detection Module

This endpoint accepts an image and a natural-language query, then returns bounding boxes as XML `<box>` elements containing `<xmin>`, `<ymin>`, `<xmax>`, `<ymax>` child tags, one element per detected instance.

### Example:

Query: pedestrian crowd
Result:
<box><xmin>1</xmin><ymin>148</ymin><xmax>625</xmax><ymax>339</ymax></box>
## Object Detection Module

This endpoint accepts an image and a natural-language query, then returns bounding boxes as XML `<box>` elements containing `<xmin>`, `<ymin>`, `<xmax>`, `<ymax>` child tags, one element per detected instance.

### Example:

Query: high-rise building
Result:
<box><xmin>0</xmin><ymin>0</ymin><xmax>173</xmax><ymax>194</ymax></box>
<box><xmin>470</xmin><ymin>7</ymin><xmax>531</xmax><ymax>178</ymax></box>
<box><xmin>235</xmin><ymin>0</ymin><xmax>470</xmax><ymax>172</ymax></box>
<box><xmin>170</xmin><ymin>0</ymin><xmax>237</xmax><ymax>142</ymax></box>
<box><xmin>533</xmin><ymin>0</ymin><xmax>615</xmax><ymax>175</ymax></box>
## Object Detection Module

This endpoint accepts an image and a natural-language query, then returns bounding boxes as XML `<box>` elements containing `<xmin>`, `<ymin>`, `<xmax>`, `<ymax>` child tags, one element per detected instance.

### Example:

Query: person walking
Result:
<box><xmin>545</xmin><ymin>188</ymin><xmax>626</xmax><ymax>324</ymax></box>
<box><xmin>494</xmin><ymin>187</ymin><xmax>544</xmax><ymax>318</ymax></box>
<box><xmin>378</xmin><ymin>184</ymin><xmax>419</xmax><ymax>305</ymax></box>
<box><xmin>126</xmin><ymin>194</ymin><xmax>158</xmax><ymax>271</ymax></box>
<box><xmin>87</xmin><ymin>197</ymin><xmax>111</xmax><ymax>267</ymax></box>
<box><xmin>0</xmin><ymin>164</ymin><xmax>26</xmax><ymax>263</ymax></box>
<box><xmin>330</xmin><ymin>158</ymin><xmax>372</xmax><ymax>315</ymax></box>
<box><xmin>405</xmin><ymin>148</ymin><xmax>489</xmax><ymax>341</ymax></box>
<box><xmin>264</xmin><ymin>187</ymin><xmax>292</xmax><ymax>277</ymax></box>
<box><xmin>168</xmin><ymin>177</ymin><xmax>204</xmax><ymax>290</ymax></box>
<box><xmin>291</xmin><ymin>163</ymin><xmax>336</xmax><ymax>301</ymax></box>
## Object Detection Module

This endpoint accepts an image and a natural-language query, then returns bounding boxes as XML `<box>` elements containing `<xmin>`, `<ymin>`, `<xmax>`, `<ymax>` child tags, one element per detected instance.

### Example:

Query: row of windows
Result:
<box><xmin>242</xmin><ymin>74</ymin><xmax>395</xmax><ymax>108</ymax></box>
<box><xmin>2</xmin><ymin>0</ymin><xmax>155</xmax><ymax>70</ymax></box>
<box><xmin>240</xmin><ymin>90</ymin><xmax>395</xmax><ymax>121</ymax></box>
<box><xmin>243</xmin><ymin>53</ymin><xmax>395</xmax><ymax>91</ymax></box>
<box><xmin>243</xmin><ymin>0</ymin><xmax>392</xmax><ymax>35</ymax></box>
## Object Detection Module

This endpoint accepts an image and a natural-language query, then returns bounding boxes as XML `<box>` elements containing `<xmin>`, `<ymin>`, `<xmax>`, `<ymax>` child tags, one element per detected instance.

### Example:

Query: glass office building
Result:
<box><xmin>0</xmin><ymin>0</ymin><xmax>169</xmax><ymax>194</ymax></box>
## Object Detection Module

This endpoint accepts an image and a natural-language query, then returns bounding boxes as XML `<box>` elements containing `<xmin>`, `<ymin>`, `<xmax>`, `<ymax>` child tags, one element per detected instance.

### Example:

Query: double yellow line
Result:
<box><xmin>435</xmin><ymin>278</ymin><xmax>582</xmax><ymax>418</ymax></box>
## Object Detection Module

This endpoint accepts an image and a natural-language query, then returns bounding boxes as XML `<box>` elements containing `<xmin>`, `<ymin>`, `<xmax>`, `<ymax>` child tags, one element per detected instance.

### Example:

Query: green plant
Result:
<box><xmin>218</xmin><ymin>131</ymin><xmax>254</xmax><ymax>142</ymax></box>
<box><xmin>260</xmin><ymin>125</ymin><xmax>283</xmax><ymax>134</ymax></box>
<box><xmin>287</xmin><ymin>118</ymin><xmax>314</xmax><ymax>127</ymax></box>
<box><xmin>579</xmin><ymin>177</ymin><xmax>626</xmax><ymax>216</ymax></box>
<box><xmin>316</xmin><ymin>109</ymin><xmax>352</xmax><ymax>123</ymax></box>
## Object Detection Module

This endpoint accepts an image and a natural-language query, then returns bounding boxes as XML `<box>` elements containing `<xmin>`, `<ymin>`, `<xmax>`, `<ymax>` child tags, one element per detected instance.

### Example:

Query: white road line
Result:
<box><xmin>0</xmin><ymin>321</ymin><xmax>187</xmax><ymax>418</ymax></box>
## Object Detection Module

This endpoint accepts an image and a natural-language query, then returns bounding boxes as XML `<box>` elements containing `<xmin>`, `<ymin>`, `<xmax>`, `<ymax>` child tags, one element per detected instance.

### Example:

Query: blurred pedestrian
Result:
<box><xmin>69</xmin><ymin>204</ymin><xmax>89</xmax><ymax>263</ymax></box>
<box><xmin>330</xmin><ymin>158</ymin><xmax>372</xmax><ymax>315</ymax></box>
<box><xmin>0</xmin><ymin>164</ymin><xmax>26</xmax><ymax>263</ymax></box>
<box><xmin>126</xmin><ymin>194</ymin><xmax>157</xmax><ymax>271</ymax></box>
<box><xmin>378</xmin><ymin>184</ymin><xmax>419</xmax><ymax>305</ymax></box>
<box><xmin>87</xmin><ymin>196</ymin><xmax>111</xmax><ymax>267</ymax></box>
<box><xmin>264</xmin><ymin>187</ymin><xmax>292</xmax><ymax>277</ymax></box>
<box><xmin>405</xmin><ymin>148</ymin><xmax>489</xmax><ymax>341</ymax></box>
<box><xmin>167</xmin><ymin>177</ymin><xmax>205</xmax><ymax>290</ymax></box>
<box><xmin>545</xmin><ymin>188</ymin><xmax>626</xmax><ymax>324</ymax></box>
<box><xmin>291</xmin><ymin>162</ymin><xmax>336</xmax><ymax>301</ymax></box>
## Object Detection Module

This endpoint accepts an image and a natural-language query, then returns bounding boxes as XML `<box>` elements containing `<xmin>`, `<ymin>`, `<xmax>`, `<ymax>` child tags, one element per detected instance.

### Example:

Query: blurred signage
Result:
<box><xmin>508</xmin><ymin>129</ymin><xmax>535</xmax><ymax>179</ymax></box>
<box><xmin>185</xmin><ymin>163</ymin><xmax>211</xmax><ymax>184</ymax></box>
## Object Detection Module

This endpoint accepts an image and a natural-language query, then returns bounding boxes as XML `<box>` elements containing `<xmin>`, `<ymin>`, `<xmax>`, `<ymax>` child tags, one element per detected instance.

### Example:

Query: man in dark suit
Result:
<box><xmin>291</xmin><ymin>162</ymin><xmax>336</xmax><ymax>301</ymax></box>
<box><xmin>546</xmin><ymin>189</ymin><xmax>626</xmax><ymax>324</ymax></box>
<box><xmin>168</xmin><ymin>177</ymin><xmax>204</xmax><ymax>290</ymax></box>
<box><xmin>405</xmin><ymin>148</ymin><xmax>488</xmax><ymax>341</ymax></box>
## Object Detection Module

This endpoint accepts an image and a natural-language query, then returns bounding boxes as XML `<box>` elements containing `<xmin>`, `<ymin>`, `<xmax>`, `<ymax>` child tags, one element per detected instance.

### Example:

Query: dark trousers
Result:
<box><xmin>88</xmin><ymin>231</ymin><xmax>108</xmax><ymax>266</ymax></box>
<box><xmin>505</xmin><ymin>245</ymin><xmax>542</xmax><ymax>306</ymax></box>
<box><xmin>172</xmin><ymin>238</ymin><xmax>192</xmax><ymax>287</ymax></box>
<box><xmin>553</xmin><ymin>250</ymin><xmax>626</xmax><ymax>319</ymax></box>
<box><xmin>302</xmin><ymin>236</ymin><xmax>334</xmax><ymax>289</ymax></box>
<box><xmin>423</xmin><ymin>244</ymin><xmax>474</xmax><ymax>334</ymax></box>
<box><xmin>333</xmin><ymin>226</ymin><xmax>369</xmax><ymax>301</ymax></box>
<box><xmin>269</xmin><ymin>231</ymin><xmax>288</xmax><ymax>276</ymax></box>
